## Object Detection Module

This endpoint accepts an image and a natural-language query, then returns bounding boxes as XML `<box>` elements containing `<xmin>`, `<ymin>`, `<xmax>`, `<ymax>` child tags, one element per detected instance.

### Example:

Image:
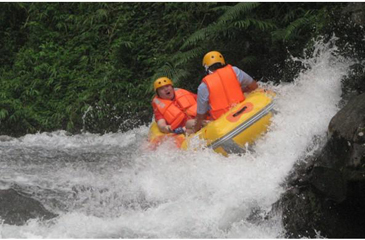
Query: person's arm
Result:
<box><xmin>157</xmin><ymin>119</ymin><xmax>172</xmax><ymax>133</ymax></box>
<box><xmin>233</xmin><ymin>66</ymin><xmax>258</xmax><ymax>92</ymax></box>
<box><xmin>194</xmin><ymin>83</ymin><xmax>210</xmax><ymax>133</ymax></box>
<box><xmin>153</xmin><ymin>102</ymin><xmax>172</xmax><ymax>133</ymax></box>
<box><xmin>194</xmin><ymin>113</ymin><xmax>206</xmax><ymax>133</ymax></box>
<box><xmin>242</xmin><ymin>80</ymin><xmax>258</xmax><ymax>92</ymax></box>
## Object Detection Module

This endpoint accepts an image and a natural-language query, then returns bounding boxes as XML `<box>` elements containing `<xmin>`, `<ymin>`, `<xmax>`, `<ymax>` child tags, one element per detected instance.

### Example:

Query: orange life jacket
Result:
<box><xmin>202</xmin><ymin>64</ymin><xmax>245</xmax><ymax>119</ymax></box>
<box><xmin>152</xmin><ymin>89</ymin><xmax>197</xmax><ymax>130</ymax></box>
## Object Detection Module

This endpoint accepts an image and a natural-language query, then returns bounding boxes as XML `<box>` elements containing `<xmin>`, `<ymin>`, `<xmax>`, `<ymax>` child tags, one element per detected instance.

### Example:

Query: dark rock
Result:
<box><xmin>278</xmin><ymin>92</ymin><xmax>365</xmax><ymax>238</ymax></box>
<box><xmin>308</xmin><ymin>166</ymin><xmax>347</xmax><ymax>203</ymax></box>
<box><xmin>280</xmin><ymin>187</ymin><xmax>341</xmax><ymax>238</ymax></box>
<box><xmin>0</xmin><ymin>188</ymin><xmax>58</xmax><ymax>225</ymax></box>
<box><xmin>342</xmin><ymin>64</ymin><xmax>365</xmax><ymax>97</ymax></box>
<box><xmin>0</xmin><ymin>135</ymin><xmax>14</xmax><ymax>142</ymax></box>
<box><xmin>328</xmin><ymin>92</ymin><xmax>365</xmax><ymax>144</ymax></box>
<box><xmin>342</xmin><ymin>2</ymin><xmax>365</xmax><ymax>26</ymax></box>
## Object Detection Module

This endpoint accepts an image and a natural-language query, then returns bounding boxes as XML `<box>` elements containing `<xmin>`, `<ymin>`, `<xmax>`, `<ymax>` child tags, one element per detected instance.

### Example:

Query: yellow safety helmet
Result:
<box><xmin>153</xmin><ymin>77</ymin><xmax>173</xmax><ymax>91</ymax></box>
<box><xmin>202</xmin><ymin>51</ymin><xmax>226</xmax><ymax>69</ymax></box>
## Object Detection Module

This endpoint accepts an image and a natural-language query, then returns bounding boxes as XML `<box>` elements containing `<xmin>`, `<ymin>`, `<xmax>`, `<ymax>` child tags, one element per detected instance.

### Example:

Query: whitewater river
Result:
<box><xmin>0</xmin><ymin>39</ymin><xmax>354</xmax><ymax>238</ymax></box>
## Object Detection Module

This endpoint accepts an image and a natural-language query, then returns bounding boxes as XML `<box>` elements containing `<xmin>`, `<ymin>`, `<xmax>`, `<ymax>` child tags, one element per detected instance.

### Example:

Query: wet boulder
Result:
<box><xmin>0</xmin><ymin>188</ymin><xmax>58</xmax><ymax>225</ymax></box>
<box><xmin>278</xmin><ymin>92</ymin><xmax>365</xmax><ymax>238</ymax></box>
<box><xmin>343</xmin><ymin>2</ymin><xmax>365</xmax><ymax>26</ymax></box>
<box><xmin>0</xmin><ymin>135</ymin><xmax>14</xmax><ymax>142</ymax></box>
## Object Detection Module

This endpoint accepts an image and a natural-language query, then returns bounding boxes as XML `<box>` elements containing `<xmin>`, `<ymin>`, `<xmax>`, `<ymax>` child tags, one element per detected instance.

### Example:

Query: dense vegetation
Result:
<box><xmin>0</xmin><ymin>2</ymin><xmax>355</xmax><ymax>136</ymax></box>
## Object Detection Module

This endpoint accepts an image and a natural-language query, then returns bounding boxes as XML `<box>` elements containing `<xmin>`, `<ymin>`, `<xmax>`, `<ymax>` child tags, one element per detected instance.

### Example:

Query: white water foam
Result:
<box><xmin>0</xmin><ymin>38</ymin><xmax>354</xmax><ymax>238</ymax></box>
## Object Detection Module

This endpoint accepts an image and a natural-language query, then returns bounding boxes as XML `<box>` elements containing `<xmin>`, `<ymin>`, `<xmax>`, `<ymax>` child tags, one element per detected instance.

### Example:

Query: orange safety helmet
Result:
<box><xmin>153</xmin><ymin>77</ymin><xmax>173</xmax><ymax>91</ymax></box>
<box><xmin>202</xmin><ymin>51</ymin><xmax>226</xmax><ymax>69</ymax></box>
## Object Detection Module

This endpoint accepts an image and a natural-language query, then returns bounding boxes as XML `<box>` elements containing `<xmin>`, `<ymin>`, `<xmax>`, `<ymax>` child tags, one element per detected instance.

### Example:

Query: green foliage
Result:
<box><xmin>0</xmin><ymin>2</ymin><xmax>349</xmax><ymax>136</ymax></box>
<box><xmin>0</xmin><ymin>2</ymin><xmax>215</xmax><ymax>135</ymax></box>
<box><xmin>218</xmin><ymin>2</ymin><xmax>260</xmax><ymax>23</ymax></box>
<box><xmin>0</xmin><ymin>3</ymin><xmax>27</xmax><ymax>67</ymax></box>
<box><xmin>164</xmin><ymin>2</ymin><xmax>343</xmax><ymax>85</ymax></box>
<box><xmin>164</xmin><ymin>2</ymin><xmax>279</xmax><ymax>86</ymax></box>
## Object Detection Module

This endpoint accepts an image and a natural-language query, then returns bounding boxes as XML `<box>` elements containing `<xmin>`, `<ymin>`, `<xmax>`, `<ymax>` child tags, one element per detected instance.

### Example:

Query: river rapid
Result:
<box><xmin>0</xmin><ymin>38</ymin><xmax>354</xmax><ymax>238</ymax></box>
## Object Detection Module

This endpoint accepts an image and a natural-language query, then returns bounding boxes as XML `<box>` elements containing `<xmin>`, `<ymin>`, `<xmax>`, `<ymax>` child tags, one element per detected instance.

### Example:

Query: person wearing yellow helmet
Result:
<box><xmin>194</xmin><ymin>51</ymin><xmax>258</xmax><ymax>133</ymax></box>
<box><xmin>152</xmin><ymin>77</ymin><xmax>198</xmax><ymax>134</ymax></box>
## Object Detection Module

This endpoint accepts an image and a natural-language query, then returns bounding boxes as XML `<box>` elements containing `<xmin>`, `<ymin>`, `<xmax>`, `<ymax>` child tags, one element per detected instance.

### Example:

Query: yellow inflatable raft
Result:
<box><xmin>148</xmin><ymin>88</ymin><xmax>275</xmax><ymax>156</ymax></box>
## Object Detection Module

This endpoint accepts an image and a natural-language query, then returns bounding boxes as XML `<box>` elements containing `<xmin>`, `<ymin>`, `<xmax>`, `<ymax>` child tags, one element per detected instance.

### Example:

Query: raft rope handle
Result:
<box><xmin>233</xmin><ymin>106</ymin><xmax>247</xmax><ymax>117</ymax></box>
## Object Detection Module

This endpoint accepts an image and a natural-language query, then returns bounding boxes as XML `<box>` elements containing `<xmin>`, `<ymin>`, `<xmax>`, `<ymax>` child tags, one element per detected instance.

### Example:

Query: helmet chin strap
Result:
<box><xmin>204</xmin><ymin>65</ymin><xmax>214</xmax><ymax>74</ymax></box>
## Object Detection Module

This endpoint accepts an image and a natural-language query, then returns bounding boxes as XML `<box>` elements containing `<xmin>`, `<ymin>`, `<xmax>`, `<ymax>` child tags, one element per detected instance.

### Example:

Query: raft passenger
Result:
<box><xmin>152</xmin><ymin>77</ymin><xmax>197</xmax><ymax>135</ymax></box>
<box><xmin>194</xmin><ymin>51</ymin><xmax>258</xmax><ymax>133</ymax></box>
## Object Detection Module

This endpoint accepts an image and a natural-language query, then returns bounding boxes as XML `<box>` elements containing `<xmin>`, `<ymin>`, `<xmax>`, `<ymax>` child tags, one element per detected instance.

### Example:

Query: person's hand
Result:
<box><xmin>173</xmin><ymin>127</ymin><xmax>186</xmax><ymax>134</ymax></box>
<box><xmin>243</xmin><ymin>80</ymin><xmax>258</xmax><ymax>92</ymax></box>
<box><xmin>164</xmin><ymin>125</ymin><xmax>172</xmax><ymax>133</ymax></box>
<box><xmin>193</xmin><ymin>113</ymin><xmax>206</xmax><ymax>133</ymax></box>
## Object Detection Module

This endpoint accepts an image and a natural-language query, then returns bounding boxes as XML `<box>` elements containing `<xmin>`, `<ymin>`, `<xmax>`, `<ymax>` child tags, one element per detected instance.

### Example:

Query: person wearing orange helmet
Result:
<box><xmin>194</xmin><ymin>51</ymin><xmax>258</xmax><ymax>133</ymax></box>
<box><xmin>152</xmin><ymin>77</ymin><xmax>198</xmax><ymax>134</ymax></box>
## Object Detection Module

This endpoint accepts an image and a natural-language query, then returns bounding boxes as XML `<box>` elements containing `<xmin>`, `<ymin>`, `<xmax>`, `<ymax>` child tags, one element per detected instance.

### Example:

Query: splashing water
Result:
<box><xmin>0</xmin><ymin>38</ymin><xmax>354</xmax><ymax>238</ymax></box>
